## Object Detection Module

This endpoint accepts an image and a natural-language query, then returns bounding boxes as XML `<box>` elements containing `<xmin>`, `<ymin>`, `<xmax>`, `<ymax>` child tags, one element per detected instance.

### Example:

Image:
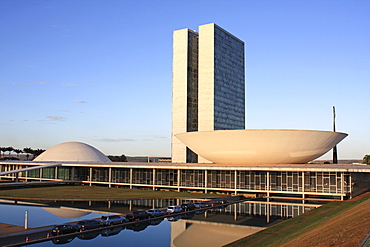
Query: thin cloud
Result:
<box><xmin>142</xmin><ymin>136</ymin><xmax>169</xmax><ymax>141</ymax></box>
<box><xmin>12</xmin><ymin>82</ymin><xmax>29</xmax><ymax>86</ymax></box>
<box><xmin>95</xmin><ymin>138</ymin><xmax>136</xmax><ymax>142</ymax></box>
<box><xmin>76</xmin><ymin>100</ymin><xmax>87</xmax><ymax>104</ymax></box>
<box><xmin>34</xmin><ymin>82</ymin><xmax>48</xmax><ymax>84</ymax></box>
<box><xmin>153</xmin><ymin>136</ymin><xmax>168</xmax><ymax>139</ymax></box>
<box><xmin>64</xmin><ymin>83</ymin><xmax>78</xmax><ymax>87</ymax></box>
<box><xmin>45</xmin><ymin>116</ymin><xmax>66</xmax><ymax>121</ymax></box>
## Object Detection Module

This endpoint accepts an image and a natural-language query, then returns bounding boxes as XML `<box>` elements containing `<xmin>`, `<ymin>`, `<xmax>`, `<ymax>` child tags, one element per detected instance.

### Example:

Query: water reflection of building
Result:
<box><xmin>42</xmin><ymin>207</ymin><xmax>90</xmax><ymax>218</ymax></box>
<box><xmin>171</xmin><ymin>221</ymin><xmax>263</xmax><ymax>247</ymax></box>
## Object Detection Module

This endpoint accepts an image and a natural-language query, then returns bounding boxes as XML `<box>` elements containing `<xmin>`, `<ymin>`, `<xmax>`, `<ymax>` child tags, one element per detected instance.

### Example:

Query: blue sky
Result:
<box><xmin>1</xmin><ymin>0</ymin><xmax>369</xmax><ymax>159</ymax></box>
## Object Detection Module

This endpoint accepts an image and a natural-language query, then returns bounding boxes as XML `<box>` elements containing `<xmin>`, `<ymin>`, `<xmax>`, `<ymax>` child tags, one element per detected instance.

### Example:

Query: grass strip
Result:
<box><xmin>0</xmin><ymin>184</ymin><xmax>222</xmax><ymax>200</ymax></box>
<box><xmin>226</xmin><ymin>194</ymin><xmax>370</xmax><ymax>247</ymax></box>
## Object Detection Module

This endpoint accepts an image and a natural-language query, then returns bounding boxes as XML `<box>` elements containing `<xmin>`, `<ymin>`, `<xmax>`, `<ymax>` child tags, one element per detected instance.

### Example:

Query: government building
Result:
<box><xmin>172</xmin><ymin>23</ymin><xmax>245</xmax><ymax>163</ymax></box>
<box><xmin>1</xmin><ymin>24</ymin><xmax>370</xmax><ymax>202</ymax></box>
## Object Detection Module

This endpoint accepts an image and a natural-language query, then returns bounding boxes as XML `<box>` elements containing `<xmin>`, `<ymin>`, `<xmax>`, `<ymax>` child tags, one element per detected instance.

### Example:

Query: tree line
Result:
<box><xmin>0</xmin><ymin>146</ymin><xmax>126</xmax><ymax>162</ymax></box>
<box><xmin>0</xmin><ymin>147</ymin><xmax>45</xmax><ymax>160</ymax></box>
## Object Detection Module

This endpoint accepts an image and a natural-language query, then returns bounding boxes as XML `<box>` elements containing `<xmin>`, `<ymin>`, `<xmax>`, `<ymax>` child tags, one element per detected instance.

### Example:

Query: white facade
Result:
<box><xmin>34</xmin><ymin>142</ymin><xmax>111</xmax><ymax>163</ymax></box>
<box><xmin>176</xmin><ymin>129</ymin><xmax>348</xmax><ymax>164</ymax></box>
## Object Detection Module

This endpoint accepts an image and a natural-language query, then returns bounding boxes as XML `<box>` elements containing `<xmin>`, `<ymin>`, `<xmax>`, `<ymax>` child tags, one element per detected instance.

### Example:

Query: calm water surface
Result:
<box><xmin>0</xmin><ymin>199</ymin><xmax>320</xmax><ymax>247</ymax></box>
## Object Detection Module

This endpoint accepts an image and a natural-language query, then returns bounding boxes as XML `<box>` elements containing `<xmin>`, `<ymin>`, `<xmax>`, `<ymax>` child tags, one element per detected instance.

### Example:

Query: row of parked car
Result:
<box><xmin>51</xmin><ymin>200</ymin><xmax>229</xmax><ymax>236</ymax></box>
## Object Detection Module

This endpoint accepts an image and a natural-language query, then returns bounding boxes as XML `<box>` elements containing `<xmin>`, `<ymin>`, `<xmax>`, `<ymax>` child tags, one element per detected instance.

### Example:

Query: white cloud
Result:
<box><xmin>34</xmin><ymin>82</ymin><xmax>48</xmax><ymax>84</ymax></box>
<box><xmin>76</xmin><ymin>100</ymin><xmax>87</xmax><ymax>104</ymax></box>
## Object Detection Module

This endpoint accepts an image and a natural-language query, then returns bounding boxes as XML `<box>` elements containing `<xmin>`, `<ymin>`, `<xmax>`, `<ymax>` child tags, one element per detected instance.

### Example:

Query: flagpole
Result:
<box><xmin>333</xmin><ymin>106</ymin><xmax>338</xmax><ymax>164</ymax></box>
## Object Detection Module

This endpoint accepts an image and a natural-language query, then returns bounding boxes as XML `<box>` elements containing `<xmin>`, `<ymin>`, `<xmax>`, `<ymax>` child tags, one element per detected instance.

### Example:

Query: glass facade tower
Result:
<box><xmin>172</xmin><ymin>23</ymin><xmax>245</xmax><ymax>163</ymax></box>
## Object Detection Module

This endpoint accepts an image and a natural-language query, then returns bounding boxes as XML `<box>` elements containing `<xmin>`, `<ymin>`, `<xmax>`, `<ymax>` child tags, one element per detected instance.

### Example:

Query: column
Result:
<box><xmin>89</xmin><ymin>168</ymin><xmax>92</xmax><ymax>186</ymax></box>
<box><xmin>205</xmin><ymin>170</ymin><xmax>208</xmax><ymax>193</ymax></box>
<box><xmin>152</xmin><ymin>168</ymin><xmax>156</xmax><ymax>190</ymax></box>
<box><xmin>349</xmin><ymin>173</ymin><xmax>352</xmax><ymax>199</ymax></box>
<box><xmin>341</xmin><ymin>172</ymin><xmax>344</xmax><ymax>200</ymax></box>
<box><xmin>55</xmin><ymin>167</ymin><xmax>58</xmax><ymax>180</ymax></box>
<box><xmin>234</xmin><ymin>170</ymin><xmax>237</xmax><ymax>195</ymax></box>
<box><xmin>302</xmin><ymin>171</ymin><xmax>305</xmax><ymax>201</ymax></box>
<box><xmin>130</xmin><ymin>168</ymin><xmax>133</xmax><ymax>189</ymax></box>
<box><xmin>267</xmin><ymin>171</ymin><xmax>270</xmax><ymax>198</ymax></box>
<box><xmin>177</xmin><ymin>169</ymin><xmax>181</xmax><ymax>192</ymax></box>
<box><xmin>108</xmin><ymin>167</ymin><xmax>112</xmax><ymax>188</ymax></box>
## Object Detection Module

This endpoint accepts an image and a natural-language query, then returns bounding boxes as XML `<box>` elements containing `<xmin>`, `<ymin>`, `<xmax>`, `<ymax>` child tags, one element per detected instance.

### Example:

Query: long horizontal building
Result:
<box><xmin>1</xmin><ymin>160</ymin><xmax>370</xmax><ymax>201</ymax></box>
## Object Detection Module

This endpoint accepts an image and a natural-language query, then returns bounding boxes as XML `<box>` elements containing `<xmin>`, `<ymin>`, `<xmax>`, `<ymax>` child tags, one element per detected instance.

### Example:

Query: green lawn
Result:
<box><xmin>226</xmin><ymin>194</ymin><xmax>370</xmax><ymax>247</ymax></box>
<box><xmin>0</xmin><ymin>184</ymin><xmax>223</xmax><ymax>200</ymax></box>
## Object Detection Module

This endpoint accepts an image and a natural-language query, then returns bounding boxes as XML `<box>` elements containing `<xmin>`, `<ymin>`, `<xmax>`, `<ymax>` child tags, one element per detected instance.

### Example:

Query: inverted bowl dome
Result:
<box><xmin>175</xmin><ymin>129</ymin><xmax>348</xmax><ymax>164</ymax></box>
<box><xmin>34</xmin><ymin>142</ymin><xmax>111</xmax><ymax>163</ymax></box>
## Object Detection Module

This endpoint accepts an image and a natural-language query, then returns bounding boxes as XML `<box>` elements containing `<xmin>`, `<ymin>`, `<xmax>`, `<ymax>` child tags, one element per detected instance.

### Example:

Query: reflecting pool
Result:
<box><xmin>0</xmin><ymin>198</ymin><xmax>321</xmax><ymax>247</ymax></box>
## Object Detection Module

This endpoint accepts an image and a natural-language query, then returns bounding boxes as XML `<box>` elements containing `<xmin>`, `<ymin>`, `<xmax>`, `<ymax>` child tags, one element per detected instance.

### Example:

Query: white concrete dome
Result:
<box><xmin>34</xmin><ymin>142</ymin><xmax>111</xmax><ymax>163</ymax></box>
<box><xmin>176</xmin><ymin>129</ymin><xmax>348</xmax><ymax>165</ymax></box>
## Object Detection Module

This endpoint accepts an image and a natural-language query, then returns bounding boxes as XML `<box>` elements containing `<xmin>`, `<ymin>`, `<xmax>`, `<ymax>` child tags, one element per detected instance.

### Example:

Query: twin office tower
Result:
<box><xmin>172</xmin><ymin>23</ymin><xmax>246</xmax><ymax>163</ymax></box>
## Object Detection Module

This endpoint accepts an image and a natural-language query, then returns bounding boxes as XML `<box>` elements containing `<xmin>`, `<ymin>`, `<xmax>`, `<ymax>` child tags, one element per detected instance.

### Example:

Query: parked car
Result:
<box><xmin>166</xmin><ymin>205</ymin><xmax>182</xmax><ymax>213</ymax></box>
<box><xmin>180</xmin><ymin>203</ymin><xmax>196</xmax><ymax>211</ymax></box>
<box><xmin>100</xmin><ymin>215</ymin><xmax>126</xmax><ymax>226</ymax></box>
<box><xmin>75</xmin><ymin>220</ymin><xmax>101</xmax><ymax>231</ymax></box>
<box><xmin>126</xmin><ymin>209</ymin><xmax>150</xmax><ymax>221</ymax></box>
<box><xmin>51</xmin><ymin>225</ymin><xmax>76</xmax><ymax>235</ymax></box>
<box><xmin>147</xmin><ymin>209</ymin><xmax>165</xmax><ymax>218</ymax></box>
<box><xmin>193</xmin><ymin>203</ymin><xmax>202</xmax><ymax>209</ymax></box>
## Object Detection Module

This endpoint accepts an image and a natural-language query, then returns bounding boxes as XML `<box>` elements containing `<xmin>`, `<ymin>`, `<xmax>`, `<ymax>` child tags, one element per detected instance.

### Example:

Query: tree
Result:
<box><xmin>6</xmin><ymin>146</ymin><xmax>14</xmax><ymax>158</ymax></box>
<box><xmin>0</xmin><ymin>147</ymin><xmax>7</xmax><ymax>159</ymax></box>
<box><xmin>13</xmin><ymin>149</ymin><xmax>23</xmax><ymax>159</ymax></box>
<box><xmin>363</xmin><ymin>155</ymin><xmax>370</xmax><ymax>165</ymax></box>
<box><xmin>108</xmin><ymin>154</ymin><xmax>127</xmax><ymax>162</ymax></box>
<box><xmin>23</xmin><ymin>147</ymin><xmax>34</xmax><ymax>160</ymax></box>
<box><xmin>32</xmin><ymin>149</ymin><xmax>45</xmax><ymax>158</ymax></box>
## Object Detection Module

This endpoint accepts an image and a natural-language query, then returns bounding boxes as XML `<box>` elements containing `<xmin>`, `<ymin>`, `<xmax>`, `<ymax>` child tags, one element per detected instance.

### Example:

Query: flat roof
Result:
<box><xmin>2</xmin><ymin>161</ymin><xmax>369</xmax><ymax>173</ymax></box>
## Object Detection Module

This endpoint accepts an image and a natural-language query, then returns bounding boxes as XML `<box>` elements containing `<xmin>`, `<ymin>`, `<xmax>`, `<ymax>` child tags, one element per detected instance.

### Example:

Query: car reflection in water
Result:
<box><xmin>101</xmin><ymin>226</ymin><xmax>125</xmax><ymax>237</ymax></box>
<box><xmin>195</xmin><ymin>209</ymin><xmax>207</xmax><ymax>215</ymax></box>
<box><xmin>126</xmin><ymin>221</ymin><xmax>151</xmax><ymax>232</ymax></box>
<box><xmin>77</xmin><ymin>231</ymin><xmax>100</xmax><ymax>240</ymax></box>
<box><xmin>181</xmin><ymin>212</ymin><xmax>195</xmax><ymax>219</ymax></box>
<box><xmin>150</xmin><ymin>218</ymin><xmax>164</xmax><ymax>226</ymax></box>
<box><xmin>52</xmin><ymin>235</ymin><xmax>76</xmax><ymax>245</ymax></box>
<box><xmin>166</xmin><ymin>215</ymin><xmax>182</xmax><ymax>222</ymax></box>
